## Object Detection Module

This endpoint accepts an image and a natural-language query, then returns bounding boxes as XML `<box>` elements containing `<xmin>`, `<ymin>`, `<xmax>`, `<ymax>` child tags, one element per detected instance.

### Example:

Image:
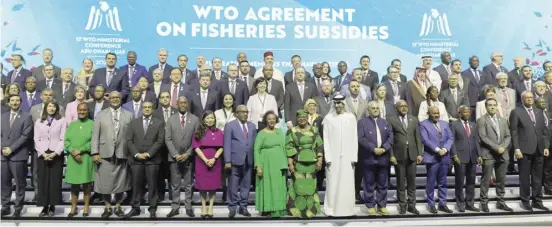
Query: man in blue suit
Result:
<box><xmin>451</xmin><ymin>105</ymin><xmax>481</xmax><ymax>212</ymax></box>
<box><xmin>148</xmin><ymin>48</ymin><xmax>173</xmax><ymax>84</ymax></box>
<box><xmin>122</xmin><ymin>87</ymin><xmax>143</xmax><ymax>119</ymax></box>
<box><xmin>420</xmin><ymin>106</ymin><xmax>454</xmax><ymax>214</ymax></box>
<box><xmin>119</xmin><ymin>51</ymin><xmax>148</xmax><ymax>86</ymax></box>
<box><xmin>333</xmin><ymin>61</ymin><xmax>352</xmax><ymax>92</ymax></box>
<box><xmin>215</xmin><ymin>64</ymin><xmax>249</xmax><ymax>106</ymax></box>
<box><xmin>89</xmin><ymin>52</ymin><xmax>130</xmax><ymax>100</ymax></box>
<box><xmin>223</xmin><ymin>105</ymin><xmax>256</xmax><ymax>218</ymax></box>
<box><xmin>358</xmin><ymin>101</ymin><xmax>394</xmax><ymax>215</ymax></box>
<box><xmin>7</xmin><ymin>54</ymin><xmax>31</xmax><ymax>89</ymax></box>
<box><xmin>160</xmin><ymin>68</ymin><xmax>191</xmax><ymax>108</ymax></box>
<box><xmin>19</xmin><ymin>77</ymin><xmax>41</xmax><ymax>113</ymax></box>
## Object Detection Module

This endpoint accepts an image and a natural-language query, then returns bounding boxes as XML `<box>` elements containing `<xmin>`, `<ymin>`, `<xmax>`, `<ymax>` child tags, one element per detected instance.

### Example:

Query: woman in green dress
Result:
<box><xmin>254</xmin><ymin>110</ymin><xmax>288</xmax><ymax>217</ymax></box>
<box><xmin>64</xmin><ymin>103</ymin><xmax>95</xmax><ymax>217</ymax></box>
<box><xmin>286</xmin><ymin>110</ymin><xmax>323</xmax><ymax>218</ymax></box>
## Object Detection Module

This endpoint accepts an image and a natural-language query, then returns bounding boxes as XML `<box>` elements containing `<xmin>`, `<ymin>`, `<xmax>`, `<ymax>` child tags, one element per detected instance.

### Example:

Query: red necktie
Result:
<box><xmin>242</xmin><ymin>123</ymin><xmax>248</xmax><ymax>139</ymax></box>
<box><xmin>528</xmin><ymin>109</ymin><xmax>535</xmax><ymax>123</ymax></box>
<box><xmin>172</xmin><ymin>84</ymin><xmax>178</xmax><ymax>107</ymax></box>
<box><xmin>180</xmin><ymin>115</ymin><xmax>186</xmax><ymax>129</ymax></box>
<box><xmin>464</xmin><ymin>121</ymin><xmax>471</xmax><ymax>137</ymax></box>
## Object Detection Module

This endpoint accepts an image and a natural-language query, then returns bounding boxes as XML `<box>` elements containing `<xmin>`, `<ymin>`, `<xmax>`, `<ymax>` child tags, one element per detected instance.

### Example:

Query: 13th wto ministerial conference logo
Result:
<box><xmin>84</xmin><ymin>0</ymin><xmax>123</xmax><ymax>32</ymax></box>
<box><xmin>412</xmin><ymin>9</ymin><xmax>458</xmax><ymax>58</ymax></box>
<box><xmin>77</xmin><ymin>1</ymin><xmax>130</xmax><ymax>67</ymax></box>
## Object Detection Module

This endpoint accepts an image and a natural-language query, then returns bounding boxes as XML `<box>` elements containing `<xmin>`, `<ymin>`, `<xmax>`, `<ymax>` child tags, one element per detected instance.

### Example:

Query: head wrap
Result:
<box><xmin>333</xmin><ymin>94</ymin><xmax>345</xmax><ymax>102</ymax></box>
<box><xmin>304</xmin><ymin>99</ymin><xmax>317</xmax><ymax>109</ymax></box>
<box><xmin>296</xmin><ymin>109</ymin><xmax>309</xmax><ymax>117</ymax></box>
<box><xmin>263</xmin><ymin>51</ymin><xmax>274</xmax><ymax>58</ymax></box>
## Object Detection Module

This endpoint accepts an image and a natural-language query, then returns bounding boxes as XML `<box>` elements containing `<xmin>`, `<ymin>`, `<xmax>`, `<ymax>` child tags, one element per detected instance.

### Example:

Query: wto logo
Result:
<box><xmin>85</xmin><ymin>1</ymin><xmax>123</xmax><ymax>32</ymax></box>
<box><xmin>419</xmin><ymin>9</ymin><xmax>452</xmax><ymax>37</ymax></box>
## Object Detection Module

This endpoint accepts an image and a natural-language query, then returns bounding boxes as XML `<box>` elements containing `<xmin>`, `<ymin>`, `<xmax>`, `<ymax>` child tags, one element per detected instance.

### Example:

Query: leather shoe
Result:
<box><xmin>239</xmin><ymin>208</ymin><xmax>251</xmax><ymax>217</ymax></box>
<box><xmin>457</xmin><ymin>204</ymin><xmax>465</xmax><ymax>213</ymax></box>
<box><xmin>39</xmin><ymin>207</ymin><xmax>48</xmax><ymax>217</ymax></box>
<box><xmin>520</xmin><ymin>203</ymin><xmax>533</xmax><ymax>211</ymax></box>
<box><xmin>438</xmin><ymin>205</ymin><xmax>453</xmax><ymax>213</ymax></box>
<box><xmin>532</xmin><ymin>203</ymin><xmax>550</xmax><ymax>211</ymax></box>
<box><xmin>48</xmin><ymin>206</ymin><xmax>55</xmax><ymax>217</ymax></box>
<box><xmin>1</xmin><ymin>208</ymin><xmax>10</xmax><ymax>217</ymax></box>
<box><xmin>228</xmin><ymin>209</ymin><xmax>236</xmax><ymax>219</ymax></box>
<box><xmin>186</xmin><ymin>208</ymin><xmax>195</xmax><ymax>217</ymax></box>
<box><xmin>480</xmin><ymin>204</ymin><xmax>489</xmax><ymax>212</ymax></box>
<box><xmin>398</xmin><ymin>206</ymin><xmax>406</xmax><ymax>215</ymax></box>
<box><xmin>101</xmin><ymin>208</ymin><xmax>113</xmax><ymax>218</ymax></box>
<box><xmin>428</xmin><ymin>206</ymin><xmax>437</xmax><ymax>214</ymax></box>
<box><xmin>114</xmin><ymin>207</ymin><xmax>125</xmax><ymax>217</ymax></box>
<box><xmin>496</xmin><ymin>203</ymin><xmax>513</xmax><ymax>212</ymax></box>
<box><xmin>166</xmin><ymin>209</ymin><xmax>179</xmax><ymax>218</ymax></box>
<box><xmin>465</xmin><ymin>204</ymin><xmax>480</xmax><ymax>212</ymax></box>
<box><xmin>150</xmin><ymin>212</ymin><xmax>157</xmax><ymax>219</ymax></box>
<box><xmin>123</xmin><ymin>209</ymin><xmax>141</xmax><ymax>219</ymax></box>
<box><xmin>12</xmin><ymin>210</ymin><xmax>21</xmax><ymax>218</ymax></box>
<box><xmin>407</xmin><ymin>206</ymin><xmax>420</xmax><ymax>215</ymax></box>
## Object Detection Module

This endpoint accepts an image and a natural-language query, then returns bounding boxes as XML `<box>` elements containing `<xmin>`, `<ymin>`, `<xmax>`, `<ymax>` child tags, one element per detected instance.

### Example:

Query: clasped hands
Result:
<box><xmin>71</xmin><ymin>150</ymin><xmax>82</xmax><ymax>163</ymax></box>
<box><xmin>175</xmin><ymin>153</ymin><xmax>190</xmax><ymax>162</ymax></box>
<box><xmin>514</xmin><ymin>149</ymin><xmax>549</xmax><ymax>160</ymax></box>
<box><xmin>374</xmin><ymin>148</ymin><xmax>386</xmax><ymax>156</ymax></box>
<box><xmin>1</xmin><ymin>147</ymin><xmax>12</xmax><ymax>157</ymax></box>
<box><xmin>41</xmin><ymin>152</ymin><xmax>58</xmax><ymax>161</ymax></box>
<box><xmin>204</xmin><ymin>157</ymin><xmax>216</xmax><ymax>167</ymax></box>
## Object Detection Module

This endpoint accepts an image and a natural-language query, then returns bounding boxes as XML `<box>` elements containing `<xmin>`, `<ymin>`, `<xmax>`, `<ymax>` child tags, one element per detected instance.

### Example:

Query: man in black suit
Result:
<box><xmin>124</xmin><ymin>101</ymin><xmax>165</xmax><ymax>219</ymax></box>
<box><xmin>284</xmin><ymin>55</ymin><xmax>312</xmax><ymax>86</ymax></box>
<box><xmin>53</xmin><ymin>68</ymin><xmax>77</xmax><ymax>108</ymax></box>
<box><xmin>450</xmin><ymin>105</ymin><xmax>481</xmax><ymax>212</ymax></box>
<box><xmin>153</xmin><ymin>91</ymin><xmax>178</xmax><ymax>201</ymax></box>
<box><xmin>433</xmin><ymin>52</ymin><xmax>452</xmax><ymax>82</ymax></box>
<box><xmin>211</xmin><ymin>57</ymin><xmax>228</xmax><ymax>82</ymax></box>
<box><xmin>7</xmin><ymin>54</ymin><xmax>32</xmax><ymax>89</ymax></box>
<box><xmin>1</xmin><ymin>95</ymin><xmax>33</xmax><ymax>217</ymax></box>
<box><xmin>510</xmin><ymin>91</ymin><xmax>550</xmax><ymax>211</ymax></box>
<box><xmin>508</xmin><ymin>56</ymin><xmax>524</xmax><ymax>89</ymax></box>
<box><xmin>236</xmin><ymin>52</ymin><xmax>256</xmax><ymax>77</ymax></box>
<box><xmin>535</xmin><ymin>97</ymin><xmax>552</xmax><ymax>195</ymax></box>
<box><xmin>358</xmin><ymin>55</ymin><xmax>379</xmax><ymax>91</ymax></box>
<box><xmin>88</xmin><ymin>52</ymin><xmax>130</xmax><ymax>100</ymax></box>
<box><xmin>334</xmin><ymin>61</ymin><xmax>352</xmax><ymax>92</ymax></box>
<box><xmin>382</xmin><ymin>59</ymin><xmax>407</xmax><ymax>83</ymax></box>
<box><xmin>383</xmin><ymin>66</ymin><xmax>407</xmax><ymax>104</ymax></box>
<box><xmin>31</xmin><ymin>48</ymin><xmax>62</xmax><ymax>81</ymax></box>
<box><xmin>482</xmin><ymin>52</ymin><xmax>508</xmax><ymax>84</ymax></box>
<box><xmin>388</xmin><ymin>100</ymin><xmax>423</xmax><ymax>215</ymax></box>
<box><xmin>284</xmin><ymin>67</ymin><xmax>316</xmax><ymax>127</ymax></box>
<box><xmin>461</xmin><ymin>56</ymin><xmax>489</xmax><ymax>108</ymax></box>
<box><xmin>439</xmin><ymin>75</ymin><xmax>469</xmax><ymax>122</ymax></box>
<box><xmin>87</xmin><ymin>85</ymin><xmax>109</xmax><ymax>120</ymax></box>
<box><xmin>36</xmin><ymin>65</ymin><xmax>61</xmax><ymax>92</ymax></box>
<box><xmin>191</xmin><ymin>55</ymin><xmax>207</xmax><ymax>79</ymax></box>
<box><xmin>161</xmin><ymin>68</ymin><xmax>191</xmax><ymax>108</ymax></box>
<box><xmin>176</xmin><ymin>55</ymin><xmax>195</xmax><ymax>85</ymax></box>
<box><xmin>148</xmin><ymin>48</ymin><xmax>173</xmax><ymax>84</ymax></box>
<box><xmin>215</xmin><ymin>64</ymin><xmax>249</xmax><ymax>105</ymax></box>
<box><xmin>252</xmin><ymin>65</ymin><xmax>285</xmax><ymax>112</ymax></box>
<box><xmin>238</xmin><ymin>60</ymin><xmax>254</xmax><ymax>93</ymax></box>
<box><xmin>188</xmin><ymin>69</ymin><xmax>220</xmax><ymax>118</ymax></box>
<box><xmin>515</xmin><ymin>65</ymin><xmax>536</xmax><ymax>106</ymax></box>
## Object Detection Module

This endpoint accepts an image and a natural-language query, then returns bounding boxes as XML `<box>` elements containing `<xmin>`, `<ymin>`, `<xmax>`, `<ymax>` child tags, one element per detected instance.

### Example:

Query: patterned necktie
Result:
<box><xmin>401</xmin><ymin>116</ymin><xmax>408</xmax><ymax>130</ymax></box>
<box><xmin>9</xmin><ymin>112</ymin><xmax>16</xmax><ymax>128</ymax></box>
<box><xmin>180</xmin><ymin>115</ymin><xmax>186</xmax><ymax>129</ymax></box>
<box><xmin>392</xmin><ymin>82</ymin><xmax>399</xmax><ymax>96</ymax></box>
<box><xmin>473</xmin><ymin>69</ymin><xmax>480</xmax><ymax>83</ymax></box>
<box><xmin>164</xmin><ymin>109</ymin><xmax>169</xmax><ymax>122</ymax></box>
<box><xmin>434</xmin><ymin>122</ymin><xmax>442</xmax><ymax>139</ymax></box>
<box><xmin>230</xmin><ymin>81</ymin><xmax>236</xmax><ymax>94</ymax></box>
<box><xmin>242</xmin><ymin>123</ymin><xmax>248</xmax><ymax>139</ymax></box>
<box><xmin>464</xmin><ymin>121</ymin><xmax>471</xmax><ymax>137</ymax></box>
<box><xmin>129</xmin><ymin>66</ymin><xmax>135</xmax><ymax>78</ymax></box>
<box><xmin>28</xmin><ymin>93</ymin><xmax>33</xmax><ymax>107</ymax></box>
<box><xmin>107</xmin><ymin>70</ymin><xmax>113</xmax><ymax>86</ymax></box>
<box><xmin>502</xmin><ymin>89</ymin><xmax>509</xmax><ymax>106</ymax></box>
<box><xmin>492</xmin><ymin>117</ymin><xmax>500</xmax><ymax>139</ymax></box>
<box><xmin>143</xmin><ymin>118</ymin><xmax>149</xmax><ymax>133</ymax></box>
<box><xmin>528</xmin><ymin>108</ymin><xmax>536</xmax><ymax>123</ymax></box>
<box><xmin>134</xmin><ymin>103</ymin><xmax>140</xmax><ymax>118</ymax></box>
<box><xmin>171</xmin><ymin>84</ymin><xmax>178</xmax><ymax>107</ymax></box>
<box><xmin>113</xmin><ymin>110</ymin><xmax>120</xmax><ymax>140</ymax></box>
<box><xmin>11</xmin><ymin>70</ymin><xmax>19</xmax><ymax>83</ymax></box>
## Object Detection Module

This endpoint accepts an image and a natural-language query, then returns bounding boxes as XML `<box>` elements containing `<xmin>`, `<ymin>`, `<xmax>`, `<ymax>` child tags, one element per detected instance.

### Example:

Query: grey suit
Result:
<box><xmin>32</xmin><ymin>64</ymin><xmax>62</xmax><ymax>81</ymax></box>
<box><xmin>477</xmin><ymin>114</ymin><xmax>511</xmax><ymax>204</ymax></box>
<box><xmin>346</xmin><ymin>96</ymin><xmax>368</xmax><ymax>196</ymax></box>
<box><xmin>52</xmin><ymin>82</ymin><xmax>77</xmax><ymax>108</ymax></box>
<box><xmin>284</xmin><ymin>82</ymin><xmax>316</xmax><ymax>124</ymax></box>
<box><xmin>314</xmin><ymin>95</ymin><xmax>332</xmax><ymax>119</ymax></box>
<box><xmin>493</xmin><ymin>87</ymin><xmax>516</xmax><ymax>120</ymax></box>
<box><xmin>165</xmin><ymin>112</ymin><xmax>200</xmax><ymax>210</ymax></box>
<box><xmin>91</xmin><ymin>108</ymin><xmax>132</xmax><ymax>194</ymax></box>
<box><xmin>439</xmin><ymin>88</ymin><xmax>469</xmax><ymax>120</ymax></box>
<box><xmin>1</xmin><ymin>110</ymin><xmax>33</xmax><ymax>212</ymax></box>
<box><xmin>345</xmin><ymin>96</ymin><xmax>368</xmax><ymax>121</ymax></box>
<box><xmin>388</xmin><ymin>115</ymin><xmax>422</xmax><ymax>208</ymax></box>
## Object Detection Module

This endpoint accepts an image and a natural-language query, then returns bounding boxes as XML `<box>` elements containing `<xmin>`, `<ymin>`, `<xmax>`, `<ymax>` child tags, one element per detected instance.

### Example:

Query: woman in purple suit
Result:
<box><xmin>34</xmin><ymin>100</ymin><xmax>67</xmax><ymax>217</ymax></box>
<box><xmin>192</xmin><ymin>111</ymin><xmax>224</xmax><ymax>219</ymax></box>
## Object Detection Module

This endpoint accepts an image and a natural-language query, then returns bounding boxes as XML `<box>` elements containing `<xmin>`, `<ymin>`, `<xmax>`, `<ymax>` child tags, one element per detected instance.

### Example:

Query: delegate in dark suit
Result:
<box><xmin>482</xmin><ymin>63</ymin><xmax>507</xmax><ymax>85</ymax></box>
<box><xmin>89</xmin><ymin>68</ymin><xmax>130</xmax><ymax>100</ymax></box>
<box><xmin>188</xmin><ymin>89</ymin><xmax>220</xmax><ymax>118</ymax></box>
<box><xmin>420</xmin><ymin>118</ymin><xmax>453</xmax><ymax>210</ymax></box>
<box><xmin>7</xmin><ymin>68</ymin><xmax>32</xmax><ymax>89</ymax></box>
<box><xmin>383</xmin><ymin>80</ymin><xmax>406</xmax><ymax>104</ymax></box>
<box><xmin>357</xmin><ymin>114</ymin><xmax>393</xmax><ymax>209</ymax></box>
<box><xmin>314</xmin><ymin>95</ymin><xmax>332</xmax><ymax>119</ymax></box>
<box><xmin>388</xmin><ymin>113</ymin><xmax>423</xmax><ymax>212</ymax></box>
<box><xmin>19</xmin><ymin>91</ymin><xmax>41</xmax><ymax>113</ymax></box>
<box><xmin>439</xmin><ymin>88</ymin><xmax>469</xmax><ymax>120</ymax></box>
<box><xmin>215</xmin><ymin>79</ymin><xmax>249</xmax><ymax>106</ymax></box>
<box><xmin>120</xmin><ymin>63</ymin><xmax>149</xmax><ymax>86</ymax></box>
<box><xmin>509</xmin><ymin>104</ymin><xmax>550</xmax><ymax>209</ymax></box>
<box><xmin>32</xmin><ymin>64</ymin><xmax>62</xmax><ymax>81</ymax></box>
<box><xmin>160</xmin><ymin>82</ymin><xmax>190</xmax><ymax>102</ymax></box>
<box><xmin>461</xmin><ymin>68</ymin><xmax>489</xmax><ymax>107</ymax></box>
<box><xmin>450</xmin><ymin>118</ymin><xmax>481</xmax><ymax>211</ymax></box>
<box><xmin>283</xmin><ymin>70</ymin><xmax>312</xmax><ymax>86</ymax></box>
<box><xmin>381</xmin><ymin>74</ymin><xmax>407</xmax><ymax>83</ymax></box>
<box><xmin>1</xmin><ymin>108</ymin><xmax>33</xmax><ymax>216</ymax></box>
<box><xmin>52</xmin><ymin>82</ymin><xmax>77</xmax><ymax>108</ymax></box>
<box><xmin>334</xmin><ymin>73</ymin><xmax>352</xmax><ymax>91</ymax></box>
<box><xmin>223</xmin><ymin>119</ymin><xmax>257</xmax><ymax>213</ymax></box>
<box><xmin>284</xmin><ymin>82</ymin><xmax>316</xmax><ymax>125</ymax></box>
<box><xmin>87</xmin><ymin>101</ymin><xmax>109</xmax><ymax>120</ymax></box>
<box><xmin>36</xmin><ymin>77</ymin><xmax>61</xmax><ymax>92</ymax></box>
<box><xmin>153</xmin><ymin>106</ymin><xmax>178</xmax><ymax>199</ymax></box>
<box><xmin>477</xmin><ymin>113</ymin><xmax>511</xmax><ymax>209</ymax></box>
<box><xmin>148</xmin><ymin>64</ymin><xmax>174</xmax><ymax>84</ymax></box>
<box><xmin>126</xmin><ymin>113</ymin><xmax>165</xmax><ymax>215</ymax></box>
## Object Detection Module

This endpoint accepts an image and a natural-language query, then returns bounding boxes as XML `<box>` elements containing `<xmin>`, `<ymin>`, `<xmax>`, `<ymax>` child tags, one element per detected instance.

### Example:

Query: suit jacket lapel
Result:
<box><xmin>486</xmin><ymin>115</ymin><xmax>498</xmax><ymax>136</ymax></box>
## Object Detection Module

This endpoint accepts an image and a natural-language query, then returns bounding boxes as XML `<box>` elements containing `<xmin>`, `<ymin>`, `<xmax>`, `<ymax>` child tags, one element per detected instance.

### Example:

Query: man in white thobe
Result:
<box><xmin>323</xmin><ymin>94</ymin><xmax>358</xmax><ymax>216</ymax></box>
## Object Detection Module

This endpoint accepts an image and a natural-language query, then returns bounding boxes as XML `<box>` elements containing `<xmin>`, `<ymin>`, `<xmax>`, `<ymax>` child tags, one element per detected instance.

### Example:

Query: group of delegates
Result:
<box><xmin>1</xmin><ymin>48</ymin><xmax>552</xmax><ymax>219</ymax></box>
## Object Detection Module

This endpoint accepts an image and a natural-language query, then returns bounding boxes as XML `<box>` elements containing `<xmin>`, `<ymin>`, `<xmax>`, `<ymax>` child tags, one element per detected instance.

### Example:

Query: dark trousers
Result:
<box><xmin>31</xmin><ymin>153</ymin><xmax>39</xmax><ymax>198</ymax></box>
<box><xmin>519</xmin><ymin>152</ymin><xmax>544</xmax><ymax>204</ymax></box>
<box><xmin>480</xmin><ymin>159</ymin><xmax>507</xmax><ymax>204</ymax></box>
<box><xmin>363</xmin><ymin>164</ymin><xmax>389</xmax><ymax>208</ymax></box>
<box><xmin>543</xmin><ymin>156</ymin><xmax>552</xmax><ymax>193</ymax></box>
<box><xmin>453</xmin><ymin>161</ymin><xmax>477</xmax><ymax>207</ymax></box>
<box><xmin>157</xmin><ymin>157</ymin><xmax>172</xmax><ymax>200</ymax></box>
<box><xmin>395</xmin><ymin>159</ymin><xmax>417</xmax><ymax>208</ymax></box>
<box><xmin>425</xmin><ymin>162</ymin><xmax>448</xmax><ymax>207</ymax></box>
<box><xmin>0</xmin><ymin>160</ymin><xmax>27</xmax><ymax>211</ymax></box>
<box><xmin>227</xmin><ymin>162</ymin><xmax>252</xmax><ymax>211</ymax></box>
<box><xmin>130</xmin><ymin>164</ymin><xmax>160</xmax><ymax>211</ymax></box>
<box><xmin>36</xmin><ymin>154</ymin><xmax>64</xmax><ymax>206</ymax></box>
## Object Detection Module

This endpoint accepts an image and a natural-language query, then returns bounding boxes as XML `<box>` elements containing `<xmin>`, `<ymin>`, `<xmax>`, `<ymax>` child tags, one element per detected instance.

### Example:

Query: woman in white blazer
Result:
<box><xmin>476</xmin><ymin>86</ymin><xmax>504</xmax><ymax>120</ymax></box>
<box><xmin>418</xmin><ymin>85</ymin><xmax>449</xmax><ymax>122</ymax></box>
<box><xmin>247</xmin><ymin>77</ymin><xmax>278</xmax><ymax>130</ymax></box>
<box><xmin>214</xmin><ymin>93</ymin><xmax>236</xmax><ymax>131</ymax></box>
